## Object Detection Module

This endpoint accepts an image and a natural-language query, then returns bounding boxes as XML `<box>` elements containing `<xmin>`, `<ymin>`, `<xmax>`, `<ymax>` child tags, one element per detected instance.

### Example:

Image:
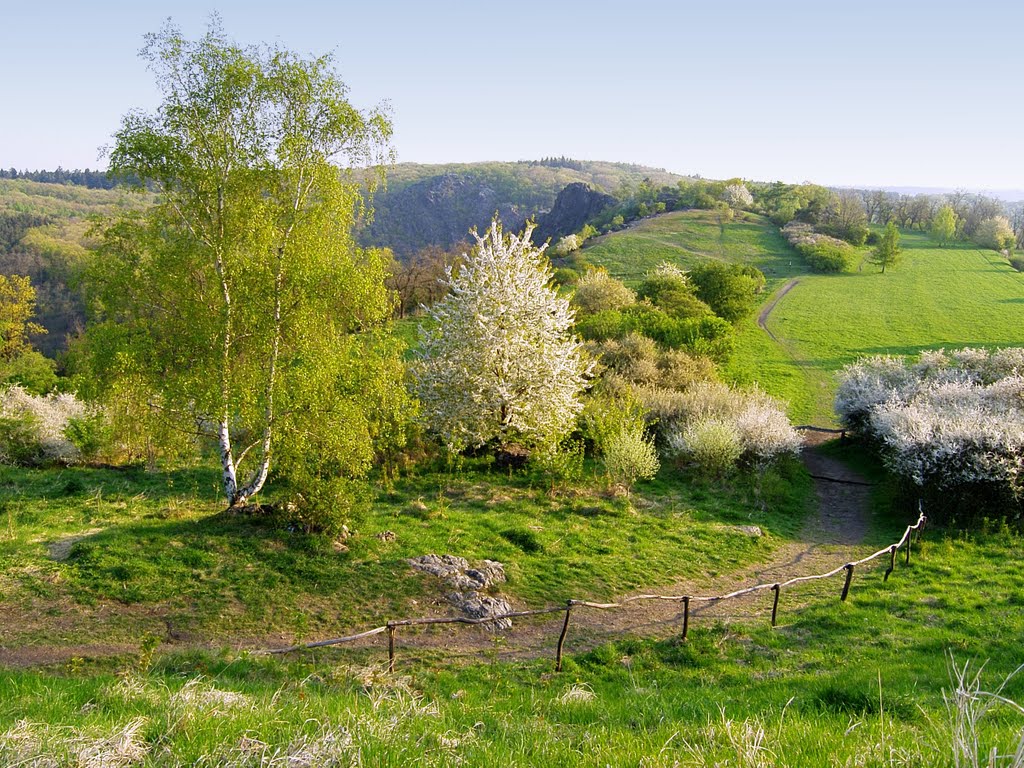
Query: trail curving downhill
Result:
<box><xmin>757</xmin><ymin>278</ymin><xmax>799</xmax><ymax>340</ymax></box>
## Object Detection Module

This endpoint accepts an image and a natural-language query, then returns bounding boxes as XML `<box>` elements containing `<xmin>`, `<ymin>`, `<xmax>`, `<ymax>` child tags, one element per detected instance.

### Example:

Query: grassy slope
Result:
<box><xmin>0</xmin><ymin>459</ymin><xmax>810</xmax><ymax>649</ymax></box>
<box><xmin>582</xmin><ymin>209</ymin><xmax>801</xmax><ymax>287</ymax></box>
<box><xmin>764</xmin><ymin>234</ymin><xmax>1024</xmax><ymax>425</ymax></box>
<box><xmin>583</xmin><ymin>214</ymin><xmax>1024</xmax><ymax>425</ymax></box>
<box><xmin>2</xmin><ymin>511</ymin><xmax>1021</xmax><ymax>765</ymax></box>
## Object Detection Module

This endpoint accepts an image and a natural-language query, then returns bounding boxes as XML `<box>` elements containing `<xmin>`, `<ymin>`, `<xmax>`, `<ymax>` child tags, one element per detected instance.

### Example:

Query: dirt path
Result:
<box><xmin>0</xmin><ymin>437</ymin><xmax>875</xmax><ymax>669</ymax></box>
<box><xmin>757</xmin><ymin>278</ymin><xmax>799</xmax><ymax>340</ymax></box>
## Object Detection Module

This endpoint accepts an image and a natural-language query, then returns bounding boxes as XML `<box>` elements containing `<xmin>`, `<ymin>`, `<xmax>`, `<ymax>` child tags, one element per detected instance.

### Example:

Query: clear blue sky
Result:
<box><xmin>2</xmin><ymin>0</ymin><xmax>1022</xmax><ymax>190</ymax></box>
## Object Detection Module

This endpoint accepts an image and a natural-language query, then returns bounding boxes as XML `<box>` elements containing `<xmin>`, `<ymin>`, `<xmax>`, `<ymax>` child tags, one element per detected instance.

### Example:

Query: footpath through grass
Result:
<box><xmin>0</xmin><ymin>457</ymin><xmax>811</xmax><ymax>652</ymax></box>
<box><xmin>2</xmin><ymin>515</ymin><xmax>1021</xmax><ymax>766</ymax></box>
<box><xmin>754</xmin><ymin>233</ymin><xmax>1024</xmax><ymax>423</ymax></box>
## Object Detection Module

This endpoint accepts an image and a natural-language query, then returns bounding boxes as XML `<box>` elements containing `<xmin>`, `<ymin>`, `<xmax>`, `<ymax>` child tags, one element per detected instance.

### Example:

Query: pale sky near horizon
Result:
<box><xmin>2</xmin><ymin>0</ymin><xmax>1022</xmax><ymax>191</ymax></box>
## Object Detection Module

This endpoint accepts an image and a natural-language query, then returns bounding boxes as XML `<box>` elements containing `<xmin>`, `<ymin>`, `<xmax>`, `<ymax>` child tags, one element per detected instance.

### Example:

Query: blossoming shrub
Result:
<box><xmin>836</xmin><ymin>348</ymin><xmax>1024</xmax><ymax>524</ymax></box>
<box><xmin>0</xmin><ymin>385</ymin><xmax>97</xmax><ymax>465</ymax></box>
<box><xmin>662</xmin><ymin>381</ymin><xmax>801</xmax><ymax>470</ymax></box>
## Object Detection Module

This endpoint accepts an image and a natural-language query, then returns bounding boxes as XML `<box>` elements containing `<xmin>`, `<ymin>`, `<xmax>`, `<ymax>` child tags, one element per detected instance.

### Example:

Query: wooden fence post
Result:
<box><xmin>884</xmin><ymin>545</ymin><xmax>897</xmax><ymax>581</ymax></box>
<box><xmin>555</xmin><ymin>601</ymin><xmax>574</xmax><ymax>672</ymax></box>
<box><xmin>841</xmin><ymin>564</ymin><xmax>854</xmax><ymax>601</ymax></box>
<box><xmin>681</xmin><ymin>596</ymin><xmax>690</xmax><ymax>641</ymax></box>
<box><xmin>771</xmin><ymin>584</ymin><xmax>780</xmax><ymax>626</ymax></box>
<box><xmin>906</xmin><ymin>535</ymin><xmax>912</xmax><ymax>565</ymax></box>
<box><xmin>387</xmin><ymin>623</ymin><xmax>396</xmax><ymax>674</ymax></box>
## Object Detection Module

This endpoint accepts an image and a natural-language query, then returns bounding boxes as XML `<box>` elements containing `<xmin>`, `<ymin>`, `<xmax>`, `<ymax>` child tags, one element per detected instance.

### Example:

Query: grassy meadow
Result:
<box><xmin>0</xmin><ymin>457</ymin><xmax>811</xmax><ymax>651</ymax></box>
<box><xmin>2</xmin><ymin>477</ymin><xmax>1022</xmax><ymax>765</ymax></box>
<box><xmin>755</xmin><ymin>234</ymin><xmax>1024</xmax><ymax>422</ymax></box>
<box><xmin>583</xmin><ymin>214</ymin><xmax>1024</xmax><ymax>425</ymax></box>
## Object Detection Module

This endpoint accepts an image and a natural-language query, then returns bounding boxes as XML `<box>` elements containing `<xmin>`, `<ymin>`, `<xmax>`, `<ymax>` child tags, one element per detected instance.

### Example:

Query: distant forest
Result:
<box><xmin>0</xmin><ymin>167</ymin><xmax>123</xmax><ymax>189</ymax></box>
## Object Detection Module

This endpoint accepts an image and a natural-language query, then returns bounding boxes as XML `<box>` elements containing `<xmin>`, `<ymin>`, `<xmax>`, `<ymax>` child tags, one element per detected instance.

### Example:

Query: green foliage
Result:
<box><xmin>973</xmin><ymin>216</ymin><xmax>1015</xmax><ymax>252</ymax></box>
<box><xmin>635</xmin><ymin>267</ymin><xmax>713</xmax><ymax>320</ymax></box>
<box><xmin>930</xmin><ymin>204</ymin><xmax>958</xmax><ymax>245</ymax></box>
<box><xmin>530</xmin><ymin>437</ymin><xmax>585</xmax><ymax>491</ymax></box>
<box><xmin>676</xmin><ymin>418</ymin><xmax>743</xmax><ymax>477</ymax></box>
<box><xmin>63</xmin><ymin>412</ymin><xmax>112</xmax><ymax>463</ymax></box>
<box><xmin>0</xmin><ymin>412</ymin><xmax>40</xmax><ymax>465</ymax></box>
<box><xmin>871</xmin><ymin>222</ymin><xmax>902</xmax><ymax>273</ymax></box>
<box><xmin>795</xmin><ymin>239</ymin><xmax>856</xmax><ymax>273</ymax></box>
<box><xmin>688</xmin><ymin>261</ymin><xmax>765</xmax><ymax>323</ymax></box>
<box><xmin>601</xmin><ymin>423</ymin><xmax>660</xmax><ymax>491</ymax></box>
<box><xmin>571</xmin><ymin>269</ymin><xmax>635</xmax><ymax>315</ymax></box>
<box><xmin>85</xmin><ymin>19</ymin><xmax>397</xmax><ymax>505</ymax></box>
<box><xmin>579</xmin><ymin>385</ymin><xmax>647</xmax><ymax>457</ymax></box>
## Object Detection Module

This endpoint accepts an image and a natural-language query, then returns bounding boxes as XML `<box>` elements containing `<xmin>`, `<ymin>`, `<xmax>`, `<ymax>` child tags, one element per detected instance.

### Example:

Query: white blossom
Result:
<box><xmin>412</xmin><ymin>219</ymin><xmax>593</xmax><ymax>451</ymax></box>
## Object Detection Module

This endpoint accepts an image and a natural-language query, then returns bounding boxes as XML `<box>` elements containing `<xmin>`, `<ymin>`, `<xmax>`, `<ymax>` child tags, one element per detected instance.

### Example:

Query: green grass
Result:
<box><xmin>759</xmin><ymin>233</ymin><xmax>1024</xmax><ymax>423</ymax></box>
<box><xmin>582</xmin><ymin>209</ymin><xmax>801</xmax><ymax>287</ymax></box>
<box><xmin>2</xmin><ymin>521</ymin><xmax>1021</xmax><ymax>766</ymax></box>
<box><xmin>0</xmin><ymin>457</ymin><xmax>811</xmax><ymax>650</ymax></box>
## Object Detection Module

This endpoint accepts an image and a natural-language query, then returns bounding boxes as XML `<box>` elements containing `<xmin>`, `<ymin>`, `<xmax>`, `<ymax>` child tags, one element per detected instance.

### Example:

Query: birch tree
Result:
<box><xmin>413</xmin><ymin>219</ymin><xmax>592</xmax><ymax>453</ymax></box>
<box><xmin>85</xmin><ymin>19</ymin><xmax>398</xmax><ymax>507</ymax></box>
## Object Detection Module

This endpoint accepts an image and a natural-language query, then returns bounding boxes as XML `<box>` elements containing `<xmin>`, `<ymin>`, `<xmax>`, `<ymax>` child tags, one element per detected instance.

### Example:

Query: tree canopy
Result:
<box><xmin>81</xmin><ymin>19</ymin><xmax>402</xmax><ymax>508</ymax></box>
<box><xmin>413</xmin><ymin>219</ymin><xmax>593</xmax><ymax>453</ymax></box>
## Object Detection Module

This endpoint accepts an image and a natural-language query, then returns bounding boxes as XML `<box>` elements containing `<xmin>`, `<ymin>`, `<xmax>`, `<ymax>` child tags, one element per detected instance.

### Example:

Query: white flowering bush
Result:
<box><xmin>836</xmin><ymin>348</ymin><xmax>1024</xmax><ymax>523</ymax></box>
<box><xmin>0</xmin><ymin>385</ymin><xmax>93</xmax><ymax>465</ymax></box>
<box><xmin>553</xmin><ymin>234</ymin><xmax>581</xmax><ymax>255</ymax></box>
<box><xmin>723</xmin><ymin>183</ymin><xmax>754</xmax><ymax>210</ymax></box>
<box><xmin>413</xmin><ymin>219</ymin><xmax>593</xmax><ymax>453</ymax></box>
<box><xmin>662</xmin><ymin>381</ymin><xmax>801</xmax><ymax>468</ymax></box>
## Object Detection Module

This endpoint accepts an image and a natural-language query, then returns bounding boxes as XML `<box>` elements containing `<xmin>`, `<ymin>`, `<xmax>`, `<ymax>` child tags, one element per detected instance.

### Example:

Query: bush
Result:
<box><xmin>579</xmin><ymin>385</ymin><xmax>647</xmax><ymax>458</ymax></box>
<box><xmin>662</xmin><ymin>381</ymin><xmax>801</xmax><ymax>467</ymax></box>
<box><xmin>973</xmin><ymin>216</ymin><xmax>1015</xmax><ymax>251</ymax></box>
<box><xmin>837</xmin><ymin>348</ymin><xmax>1024</xmax><ymax>524</ymax></box>
<box><xmin>0</xmin><ymin>385</ymin><xmax>92</xmax><ymax>465</ymax></box>
<box><xmin>1009</xmin><ymin>255</ymin><xmax>1024</xmax><ymax>272</ymax></box>
<box><xmin>601</xmin><ymin>423</ymin><xmax>660</xmax><ymax>491</ymax></box>
<box><xmin>688</xmin><ymin>262</ymin><xmax>765</xmax><ymax>322</ymax></box>
<box><xmin>783</xmin><ymin>222</ymin><xmax>856</xmax><ymax>273</ymax></box>
<box><xmin>671</xmin><ymin>418</ymin><xmax>743</xmax><ymax>477</ymax></box>
<box><xmin>530</xmin><ymin>437</ymin><xmax>585</xmax><ymax>491</ymax></box>
<box><xmin>279</xmin><ymin>476</ymin><xmax>368</xmax><ymax>537</ymax></box>
<box><xmin>572</xmin><ymin>269</ymin><xmax>635</xmax><ymax>315</ymax></box>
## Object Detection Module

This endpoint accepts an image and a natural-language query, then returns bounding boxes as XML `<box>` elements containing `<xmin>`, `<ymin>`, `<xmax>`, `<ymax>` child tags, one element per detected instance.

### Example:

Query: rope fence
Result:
<box><xmin>264</xmin><ymin>509</ymin><xmax>928</xmax><ymax>673</ymax></box>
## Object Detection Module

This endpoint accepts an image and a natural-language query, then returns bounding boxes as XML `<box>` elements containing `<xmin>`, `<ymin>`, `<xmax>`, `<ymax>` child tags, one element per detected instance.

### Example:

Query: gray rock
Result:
<box><xmin>735</xmin><ymin>525</ymin><xmax>764</xmax><ymax>538</ymax></box>
<box><xmin>409</xmin><ymin>554</ymin><xmax>512</xmax><ymax>630</ymax></box>
<box><xmin>446</xmin><ymin>592</ymin><xmax>514</xmax><ymax>631</ymax></box>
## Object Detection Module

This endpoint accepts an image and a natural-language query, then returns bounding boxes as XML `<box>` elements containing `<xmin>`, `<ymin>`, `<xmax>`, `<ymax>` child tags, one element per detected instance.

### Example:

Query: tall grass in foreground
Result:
<box><xmin>1</xmin><ymin>650</ymin><xmax>1021</xmax><ymax>766</ymax></box>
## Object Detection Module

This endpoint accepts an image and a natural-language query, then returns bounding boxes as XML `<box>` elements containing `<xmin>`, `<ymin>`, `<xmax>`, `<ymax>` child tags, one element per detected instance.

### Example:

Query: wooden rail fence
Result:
<box><xmin>265</xmin><ymin>510</ymin><xmax>928</xmax><ymax>673</ymax></box>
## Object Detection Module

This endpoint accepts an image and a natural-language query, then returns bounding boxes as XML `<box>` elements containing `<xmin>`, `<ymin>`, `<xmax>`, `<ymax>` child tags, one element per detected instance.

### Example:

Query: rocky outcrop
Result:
<box><xmin>362</xmin><ymin>173</ymin><xmax>527</xmax><ymax>259</ymax></box>
<box><xmin>408</xmin><ymin>554</ymin><xmax>513</xmax><ymax>630</ymax></box>
<box><xmin>532</xmin><ymin>182</ymin><xmax>617</xmax><ymax>245</ymax></box>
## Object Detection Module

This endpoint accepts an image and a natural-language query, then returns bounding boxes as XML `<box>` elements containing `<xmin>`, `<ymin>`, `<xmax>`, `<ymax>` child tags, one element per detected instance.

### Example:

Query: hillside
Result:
<box><xmin>580</xmin><ymin>212</ymin><xmax>1024</xmax><ymax>424</ymax></box>
<box><xmin>362</xmin><ymin>160</ymin><xmax>685</xmax><ymax>257</ymax></box>
<box><xmin>580</xmin><ymin>208</ymin><xmax>800</xmax><ymax>287</ymax></box>
<box><xmin>0</xmin><ymin>179</ymin><xmax>149</xmax><ymax>355</ymax></box>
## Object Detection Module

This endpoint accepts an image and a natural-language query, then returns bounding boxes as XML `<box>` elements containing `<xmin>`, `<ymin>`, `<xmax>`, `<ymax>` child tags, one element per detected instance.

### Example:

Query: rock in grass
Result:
<box><xmin>408</xmin><ymin>554</ymin><xmax>511</xmax><ymax>630</ymax></box>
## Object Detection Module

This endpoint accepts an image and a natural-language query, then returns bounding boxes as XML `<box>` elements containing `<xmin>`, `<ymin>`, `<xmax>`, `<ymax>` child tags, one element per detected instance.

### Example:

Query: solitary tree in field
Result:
<box><xmin>85</xmin><ymin>19</ymin><xmax>399</xmax><ymax>507</ymax></box>
<box><xmin>413</xmin><ymin>219</ymin><xmax>593</xmax><ymax>453</ymax></box>
<box><xmin>929</xmin><ymin>204</ymin><xmax>958</xmax><ymax>246</ymax></box>
<box><xmin>871</xmin><ymin>222</ymin><xmax>902</xmax><ymax>273</ymax></box>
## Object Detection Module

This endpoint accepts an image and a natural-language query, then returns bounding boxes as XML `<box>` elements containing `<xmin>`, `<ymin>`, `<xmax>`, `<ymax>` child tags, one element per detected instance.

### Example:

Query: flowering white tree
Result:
<box><xmin>723</xmin><ymin>183</ymin><xmax>754</xmax><ymax>210</ymax></box>
<box><xmin>413</xmin><ymin>219</ymin><xmax>593</xmax><ymax>452</ymax></box>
